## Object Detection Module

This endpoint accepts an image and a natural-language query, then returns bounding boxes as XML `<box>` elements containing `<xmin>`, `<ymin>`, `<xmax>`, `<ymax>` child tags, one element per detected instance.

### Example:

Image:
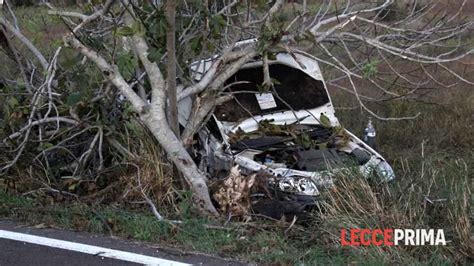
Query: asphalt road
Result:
<box><xmin>0</xmin><ymin>238</ymin><xmax>137</xmax><ymax>266</ymax></box>
<box><xmin>0</xmin><ymin>220</ymin><xmax>245</xmax><ymax>266</ymax></box>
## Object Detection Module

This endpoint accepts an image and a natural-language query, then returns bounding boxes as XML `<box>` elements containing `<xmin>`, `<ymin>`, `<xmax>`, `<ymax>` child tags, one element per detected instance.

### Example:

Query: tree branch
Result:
<box><xmin>0</xmin><ymin>17</ymin><xmax>48</xmax><ymax>70</ymax></box>
<box><xmin>64</xmin><ymin>36</ymin><xmax>147</xmax><ymax>113</ymax></box>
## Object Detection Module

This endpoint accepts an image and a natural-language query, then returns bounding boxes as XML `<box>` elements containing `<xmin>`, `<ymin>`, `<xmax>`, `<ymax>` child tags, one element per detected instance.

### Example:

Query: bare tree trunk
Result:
<box><xmin>164</xmin><ymin>0</ymin><xmax>188</xmax><ymax>190</ymax></box>
<box><xmin>165</xmin><ymin>0</ymin><xmax>179</xmax><ymax>136</ymax></box>
<box><xmin>141</xmin><ymin>111</ymin><xmax>217</xmax><ymax>216</ymax></box>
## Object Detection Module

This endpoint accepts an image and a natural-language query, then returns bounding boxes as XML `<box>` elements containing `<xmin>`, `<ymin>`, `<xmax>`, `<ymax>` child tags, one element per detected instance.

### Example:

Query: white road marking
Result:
<box><xmin>0</xmin><ymin>229</ymin><xmax>190</xmax><ymax>266</ymax></box>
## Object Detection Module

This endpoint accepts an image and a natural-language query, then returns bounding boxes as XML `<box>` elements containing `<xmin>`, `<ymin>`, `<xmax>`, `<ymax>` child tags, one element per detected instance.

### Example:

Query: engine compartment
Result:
<box><xmin>229</xmin><ymin>122</ymin><xmax>372</xmax><ymax>173</ymax></box>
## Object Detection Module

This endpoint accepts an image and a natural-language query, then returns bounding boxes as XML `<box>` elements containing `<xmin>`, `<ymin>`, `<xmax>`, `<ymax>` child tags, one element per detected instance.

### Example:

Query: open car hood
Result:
<box><xmin>215</xmin><ymin>52</ymin><xmax>338</xmax><ymax>130</ymax></box>
<box><xmin>182</xmin><ymin>51</ymin><xmax>339</xmax><ymax>133</ymax></box>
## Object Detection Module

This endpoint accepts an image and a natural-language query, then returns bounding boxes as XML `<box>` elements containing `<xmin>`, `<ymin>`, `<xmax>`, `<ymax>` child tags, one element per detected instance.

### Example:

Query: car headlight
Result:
<box><xmin>277</xmin><ymin>176</ymin><xmax>320</xmax><ymax>196</ymax></box>
<box><xmin>375</xmin><ymin>161</ymin><xmax>395</xmax><ymax>182</ymax></box>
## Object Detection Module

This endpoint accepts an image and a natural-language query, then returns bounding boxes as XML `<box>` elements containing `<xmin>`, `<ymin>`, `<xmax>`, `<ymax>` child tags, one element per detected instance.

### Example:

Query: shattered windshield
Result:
<box><xmin>215</xmin><ymin>64</ymin><xmax>330</xmax><ymax>122</ymax></box>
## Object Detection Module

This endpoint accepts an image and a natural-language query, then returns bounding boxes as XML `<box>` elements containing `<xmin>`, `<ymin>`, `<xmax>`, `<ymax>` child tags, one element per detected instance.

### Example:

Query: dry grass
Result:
<box><xmin>100</xmin><ymin>118</ymin><xmax>179</xmax><ymax>211</ymax></box>
<box><xmin>315</xmin><ymin>157</ymin><xmax>472</xmax><ymax>263</ymax></box>
<box><xmin>325</xmin><ymin>76</ymin><xmax>473</xmax><ymax>263</ymax></box>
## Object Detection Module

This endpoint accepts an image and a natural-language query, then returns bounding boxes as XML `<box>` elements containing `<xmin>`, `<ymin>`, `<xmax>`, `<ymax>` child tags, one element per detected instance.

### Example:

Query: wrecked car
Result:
<box><xmin>180</xmin><ymin>45</ymin><xmax>395</xmax><ymax>215</ymax></box>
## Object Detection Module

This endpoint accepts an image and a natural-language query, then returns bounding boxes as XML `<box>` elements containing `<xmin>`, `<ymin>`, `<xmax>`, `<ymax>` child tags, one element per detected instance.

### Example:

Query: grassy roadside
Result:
<box><xmin>0</xmin><ymin>189</ymin><xmax>349</xmax><ymax>264</ymax></box>
<box><xmin>1</xmin><ymin>147</ymin><xmax>471</xmax><ymax>265</ymax></box>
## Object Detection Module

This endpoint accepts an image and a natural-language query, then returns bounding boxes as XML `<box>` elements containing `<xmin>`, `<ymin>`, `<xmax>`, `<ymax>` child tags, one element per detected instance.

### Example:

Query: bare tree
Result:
<box><xmin>0</xmin><ymin>0</ymin><xmax>471</xmax><ymax>216</ymax></box>
<box><xmin>164</xmin><ymin>0</ymin><xmax>178</xmax><ymax>136</ymax></box>
<box><xmin>295</xmin><ymin>0</ymin><xmax>473</xmax><ymax>119</ymax></box>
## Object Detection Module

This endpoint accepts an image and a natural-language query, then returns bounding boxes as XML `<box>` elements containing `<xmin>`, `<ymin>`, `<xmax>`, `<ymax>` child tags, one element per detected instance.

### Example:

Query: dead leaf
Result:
<box><xmin>212</xmin><ymin>165</ymin><xmax>256</xmax><ymax>216</ymax></box>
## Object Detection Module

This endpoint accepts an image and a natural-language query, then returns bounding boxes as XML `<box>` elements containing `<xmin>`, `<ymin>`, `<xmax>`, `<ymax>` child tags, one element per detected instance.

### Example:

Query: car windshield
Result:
<box><xmin>214</xmin><ymin>64</ymin><xmax>330</xmax><ymax>122</ymax></box>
